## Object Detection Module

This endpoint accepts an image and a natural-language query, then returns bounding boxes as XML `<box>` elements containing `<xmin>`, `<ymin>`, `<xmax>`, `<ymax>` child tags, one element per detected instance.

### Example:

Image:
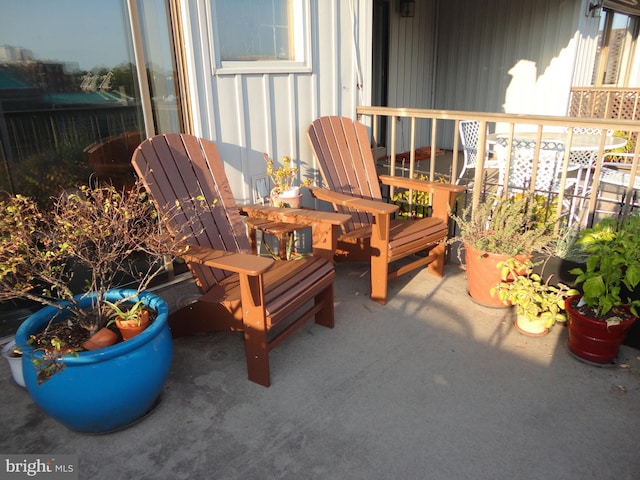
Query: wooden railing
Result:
<box><xmin>569</xmin><ymin>87</ymin><xmax>640</xmax><ymax>121</ymax></box>
<box><xmin>355</xmin><ymin>106</ymin><xmax>640</xmax><ymax>227</ymax></box>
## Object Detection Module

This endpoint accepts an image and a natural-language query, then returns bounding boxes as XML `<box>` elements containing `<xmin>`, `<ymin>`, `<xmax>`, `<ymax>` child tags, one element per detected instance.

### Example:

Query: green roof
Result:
<box><xmin>0</xmin><ymin>69</ymin><xmax>32</xmax><ymax>90</ymax></box>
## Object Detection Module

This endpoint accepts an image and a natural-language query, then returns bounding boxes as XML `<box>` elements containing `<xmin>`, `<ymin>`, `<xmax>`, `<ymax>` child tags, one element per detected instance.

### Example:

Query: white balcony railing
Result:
<box><xmin>356</xmin><ymin>106</ymin><xmax>640</xmax><ymax>227</ymax></box>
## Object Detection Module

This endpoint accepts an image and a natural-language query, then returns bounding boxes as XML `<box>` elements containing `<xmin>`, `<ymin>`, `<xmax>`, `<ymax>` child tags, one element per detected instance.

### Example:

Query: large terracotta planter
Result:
<box><xmin>464</xmin><ymin>243</ymin><xmax>527</xmax><ymax>308</ymax></box>
<box><xmin>565</xmin><ymin>295</ymin><xmax>637</xmax><ymax>365</ymax></box>
<box><xmin>15</xmin><ymin>289</ymin><xmax>172</xmax><ymax>433</ymax></box>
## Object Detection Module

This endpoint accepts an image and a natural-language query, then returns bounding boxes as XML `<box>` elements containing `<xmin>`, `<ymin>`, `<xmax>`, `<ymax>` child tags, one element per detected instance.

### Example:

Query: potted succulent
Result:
<box><xmin>265</xmin><ymin>153</ymin><xmax>312</xmax><ymax>208</ymax></box>
<box><xmin>449</xmin><ymin>193</ymin><xmax>556</xmax><ymax>307</ymax></box>
<box><xmin>566</xmin><ymin>214</ymin><xmax>640</xmax><ymax>364</ymax></box>
<box><xmin>0</xmin><ymin>180</ymin><xmax>201</xmax><ymax>432</ymax></box>
<box><xmin>491</xmin><ymin>257</ymin><xmax>579</xmax><ymax>336</ymax></box>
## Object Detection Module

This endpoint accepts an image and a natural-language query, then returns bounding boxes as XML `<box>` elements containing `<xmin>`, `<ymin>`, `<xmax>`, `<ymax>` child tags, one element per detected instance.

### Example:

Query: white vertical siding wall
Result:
<box><xmin>386</xmin><ymin>0</ymin><xmax>437</xmax><ymax>152</ymax></box>
<box><xmin>384</xmin><ymin>0</ymin><xmax>586</xmax><ymax>149</ymax></box>
<box><xmin>434</xmin><ymin>0</ymin><xmax>581</xmax><ymax>117</ymax></box>
<box><xmin>181</xmin><ymin>0</ymin><xmax>372</xmax><ymax>202</ymax></box>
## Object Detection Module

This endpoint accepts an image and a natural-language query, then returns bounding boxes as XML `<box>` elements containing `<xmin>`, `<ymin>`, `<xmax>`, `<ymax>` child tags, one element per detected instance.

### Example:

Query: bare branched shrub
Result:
<box><xmin>0</xmin><ymin>179</ymin><xmax>207</xmax><ymax>334</ymax></box>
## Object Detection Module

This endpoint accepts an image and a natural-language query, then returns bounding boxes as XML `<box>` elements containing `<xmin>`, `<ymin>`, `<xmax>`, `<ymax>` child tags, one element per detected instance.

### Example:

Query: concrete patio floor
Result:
<box><xmin>1</xmin><ymin>261</ymin><xmax>639</xmax><ymax>479</ymax></box>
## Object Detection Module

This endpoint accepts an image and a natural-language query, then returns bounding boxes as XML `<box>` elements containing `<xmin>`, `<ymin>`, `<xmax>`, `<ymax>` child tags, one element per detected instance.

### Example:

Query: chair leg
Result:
<box><xmin>314</xmin><ymin>283</ymin><xmax>335</xmax><ymax>328</ymax></box>
<box><xmin>427</xmin><ymin>242</ymin><xmax>446</xmax><ymax>277</ymax></box>
<box><xmin>369</xmin><ymin>254</ymin><xmax>389</xmax><ymax>305</ymax></box>
<box><xmin>248</xmin><ymin>226</ymin><xmax>259</xmax><ymax>255</ymax></box>
<box><xmin>243</xmin><ymin>329</ymin><xmax>271</xmax><ymax>387</ymax></box>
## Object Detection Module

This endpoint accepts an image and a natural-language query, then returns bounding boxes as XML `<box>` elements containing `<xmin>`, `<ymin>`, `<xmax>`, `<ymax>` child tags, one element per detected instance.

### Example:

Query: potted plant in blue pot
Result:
<box><xmin>0</xmin><ymin>181</ymin><xmax>201</xmax><ymax>433</ymax></box>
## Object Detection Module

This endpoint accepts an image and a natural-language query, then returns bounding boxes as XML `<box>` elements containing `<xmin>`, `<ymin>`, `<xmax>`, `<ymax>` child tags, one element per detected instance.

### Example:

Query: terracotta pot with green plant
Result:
<box><xmin>105</xmin><ymin>298</ymin><xmax>151</xmax><ymax>340</ymax></box>
<box><xmin>449</xmin><ymin>193</ymin><xmax>556</xmax><ymax>307</ymax></box>
<box><xmin>566</xmin><ymin>214</ymin><xmax>640</xmax><ymax>365</ymax></box>
<box><xmin>491</xmin><ymin>257</ymin><xmax>579</xmax><ymax>336</ymax></box>
<box><xmin>0</xmin><ymin>180</ymin><xmax>208</xmax><ymax>432</ymax></box>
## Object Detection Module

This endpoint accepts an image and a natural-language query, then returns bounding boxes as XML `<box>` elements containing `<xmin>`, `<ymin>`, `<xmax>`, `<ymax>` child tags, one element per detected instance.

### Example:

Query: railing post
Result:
<box><xmin>430</xmin><ymin>119</ymin><xmax>437</xmax><ymax>182</ymax></box>
<box><xmin>389</xmin><ymin>115</ymin><xmax>397</xmax><ymax>200</ymax></box>
<box><xmin>471</xmin><ymin>121</ymin><xmax>488</xmax><ymax>210</ymax></box>
<box><xmin>452</xmin><ymin>120</ymin><xmax>460</xmax><ymax>184</ymax></box>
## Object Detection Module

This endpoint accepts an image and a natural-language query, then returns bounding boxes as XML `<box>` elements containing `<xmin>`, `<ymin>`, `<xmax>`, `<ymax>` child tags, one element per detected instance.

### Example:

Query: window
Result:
<box><xmin>592</xmin><ymin>8</ymin><xmax>639</xmax><ymax>86</ymax></box>
<box><xmin>210</xmin><ymin>0</ymin><xmax>311</xmax><ymax>74</ymax></box>
<box><xmin>0</xmin><ymin>0</ymin><xmax>181</xmax><ymax>202</ymax></box>
<box><xmin>0</xmin><ymin>0</ymin><xmax>182</xmax><ymax>334</ymax></box>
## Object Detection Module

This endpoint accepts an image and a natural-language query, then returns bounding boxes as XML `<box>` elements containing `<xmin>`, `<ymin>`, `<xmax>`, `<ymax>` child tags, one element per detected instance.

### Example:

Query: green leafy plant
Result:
<box><xmin>491</xmin><ymin>257</ymin><xmax>579</xmax><ymax>328</ymax></box>
<box><xmin>449</xmin><ymin>193</ymin><xmax>557</xmax><ymax>257</ymax></box>
<box><xmin>104</xmin><ymin>299</ymin><xmax>146</xmax><ymax>326</ymax></box>
<box><xmin>570</xmin><ymin>213</ymin><xmax>640</xmax><ymax>319</ymax></box>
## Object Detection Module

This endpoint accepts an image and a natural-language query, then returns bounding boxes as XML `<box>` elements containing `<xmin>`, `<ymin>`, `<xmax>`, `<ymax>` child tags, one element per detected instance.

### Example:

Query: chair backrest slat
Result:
<box><xmin>132</xmin><ymin>134</ymin><xmax>250</xmax><ymax>292</ymax></box>
<box><xmin>308</xmin><ymin>116</ymin><xmax>382</xmax><ymax>231</ymax></box>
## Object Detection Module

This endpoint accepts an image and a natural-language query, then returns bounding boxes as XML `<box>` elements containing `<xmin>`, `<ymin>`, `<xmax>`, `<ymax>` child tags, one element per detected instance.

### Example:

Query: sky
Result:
<box><xmin>0</xmin><ymin>0</ymin><xmax>131</xmax><ymax>71</ymax></box>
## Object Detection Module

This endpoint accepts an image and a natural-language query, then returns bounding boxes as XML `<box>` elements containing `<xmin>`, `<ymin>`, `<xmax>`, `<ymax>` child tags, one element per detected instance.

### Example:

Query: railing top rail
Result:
<box><xmin>570</xmin><ymin>86</ymin><xmax>640</xmax><ymax>92</ymax></box>
<box><xmin>356</xmin><ymin>106</ymin><xmax>640</xmax><ymax>133</ymax></box>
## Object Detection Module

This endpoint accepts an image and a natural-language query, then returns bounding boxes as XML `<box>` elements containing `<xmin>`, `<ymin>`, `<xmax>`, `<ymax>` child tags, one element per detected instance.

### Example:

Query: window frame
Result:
<box><xmin>207</xmin><ymin>0</ymin><xmax>312</xmax><ymax>75</ymax></box>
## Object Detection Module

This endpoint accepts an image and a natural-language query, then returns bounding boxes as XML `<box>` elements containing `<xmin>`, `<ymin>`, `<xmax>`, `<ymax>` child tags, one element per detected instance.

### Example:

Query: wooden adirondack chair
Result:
<box><xmin>307</xmin><ymin>116</ymin><xmax>466</xmax><ymax>305</ymax></box>
<box><xmin>131</xmin><ymin>134</ymin><xmax>336</xmax><ymax>387</ymax></box>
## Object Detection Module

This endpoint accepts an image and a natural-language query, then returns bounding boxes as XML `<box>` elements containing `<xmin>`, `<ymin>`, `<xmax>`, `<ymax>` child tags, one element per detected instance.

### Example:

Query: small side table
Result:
<box><xmin>245</xmin><ymin>217</ymin><xmax>306</xmax><ymax>259</ymax></box>
<box><xmin>239</xmin><ymin>204</ymin><xmax>351</xmax><ymax>262</ymax></box>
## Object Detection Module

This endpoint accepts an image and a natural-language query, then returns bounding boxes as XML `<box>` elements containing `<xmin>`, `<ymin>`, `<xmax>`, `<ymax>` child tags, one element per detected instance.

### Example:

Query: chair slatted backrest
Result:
<box><xmin>132</xmin><ymin>134</ymin><xmax>250</xmax><ymax>293</ymax></box>
<box><xmin>307</xmin><ymin>116</ymin><xmax>382</xmax><ymax>232</ymax></box>
<box><xmin>459</xmin><ymin>120</ymin><xmax>480</xmax><ymax>168</ymax></box>
<box><xmin>497</xmin><ymin>138</ymin><xmax>565</xmax><ymax>193</ymax></box>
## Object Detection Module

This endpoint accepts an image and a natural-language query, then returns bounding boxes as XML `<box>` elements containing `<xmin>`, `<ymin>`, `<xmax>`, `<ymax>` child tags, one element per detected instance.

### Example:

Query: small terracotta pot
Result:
<box><xmin>82</xmin><ymin>328</ymin><xmax>118</xmax><ymax>351</ymax></box>
<box><xmin>115</xmin><ymin>309</ymin><xmax>150</xmax><ymax>340</ymax></box>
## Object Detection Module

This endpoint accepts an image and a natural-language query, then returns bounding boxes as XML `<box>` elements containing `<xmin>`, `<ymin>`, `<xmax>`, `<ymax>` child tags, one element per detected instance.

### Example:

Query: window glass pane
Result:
<box><xmin>0</xmin><ymin>0</ymin><xmax>180</xmax><ymax>333</ymax></box>
<box><xmin>215</xmin><ymin>0</ymin><xmax>292</xmax><ymax>61</ymax></box>
<box><xmin>604</xmin><ymin>12</ymin><xmax>631</xmax><ymax>85</ymax></box>
<box><xmin>138</xmin><ymin>0</ymin><xmax>182</xmax><ymax>133</ymax></box>
<box><xmin>0</xmin><ymin>0</ymin><xmax>181</xmax><ymax>200</ymax></box>
<box><xmin>592</xmin><ymin>10</ymin><xmax>634</xmax><ymax>85</ymax></box>
<box><xmin>0</xmin><ymin>0</ymin><xmax>145</xmax><ymax>201</ymax></box>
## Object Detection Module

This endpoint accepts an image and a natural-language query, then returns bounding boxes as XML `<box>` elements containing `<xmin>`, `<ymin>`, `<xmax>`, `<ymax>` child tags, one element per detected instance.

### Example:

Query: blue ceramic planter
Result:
<box><xmin>15</xmin><ymin>289</ymin><xmax>172</xmax><ymax>433</ymax></box>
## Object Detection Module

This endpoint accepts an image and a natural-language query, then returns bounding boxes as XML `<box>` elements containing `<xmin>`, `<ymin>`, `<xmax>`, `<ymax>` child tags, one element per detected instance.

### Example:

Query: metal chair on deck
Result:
<box><xmin>457</xmin><ymin>120</ymin><xmax>500</xmax><ymax>185</ymax></box>
<box><xmin>495</xmin><ymin>137</ymin><xmax>578</xmax><ymax>221</ymax></box>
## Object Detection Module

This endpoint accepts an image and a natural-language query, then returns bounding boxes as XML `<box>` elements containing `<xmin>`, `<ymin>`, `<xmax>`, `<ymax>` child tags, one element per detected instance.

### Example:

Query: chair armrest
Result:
<box><xmin>239</xmin><ymin>204</ymin><xmax>351</xmax><ymax>226</ymax></box>
<box><xmin>309</xmin><ymin>187</ymin><xmax>399</xmax><ymax>215</ymax></box>
<box><xmin>179</xmin><ymin>244</ymin><xmax>274</xmax><ymax>276</ymax></box>
<box><xmin>378</xmin><ymin>175</ymin><xmax>467</xmax><ymax>194</ymax></box>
